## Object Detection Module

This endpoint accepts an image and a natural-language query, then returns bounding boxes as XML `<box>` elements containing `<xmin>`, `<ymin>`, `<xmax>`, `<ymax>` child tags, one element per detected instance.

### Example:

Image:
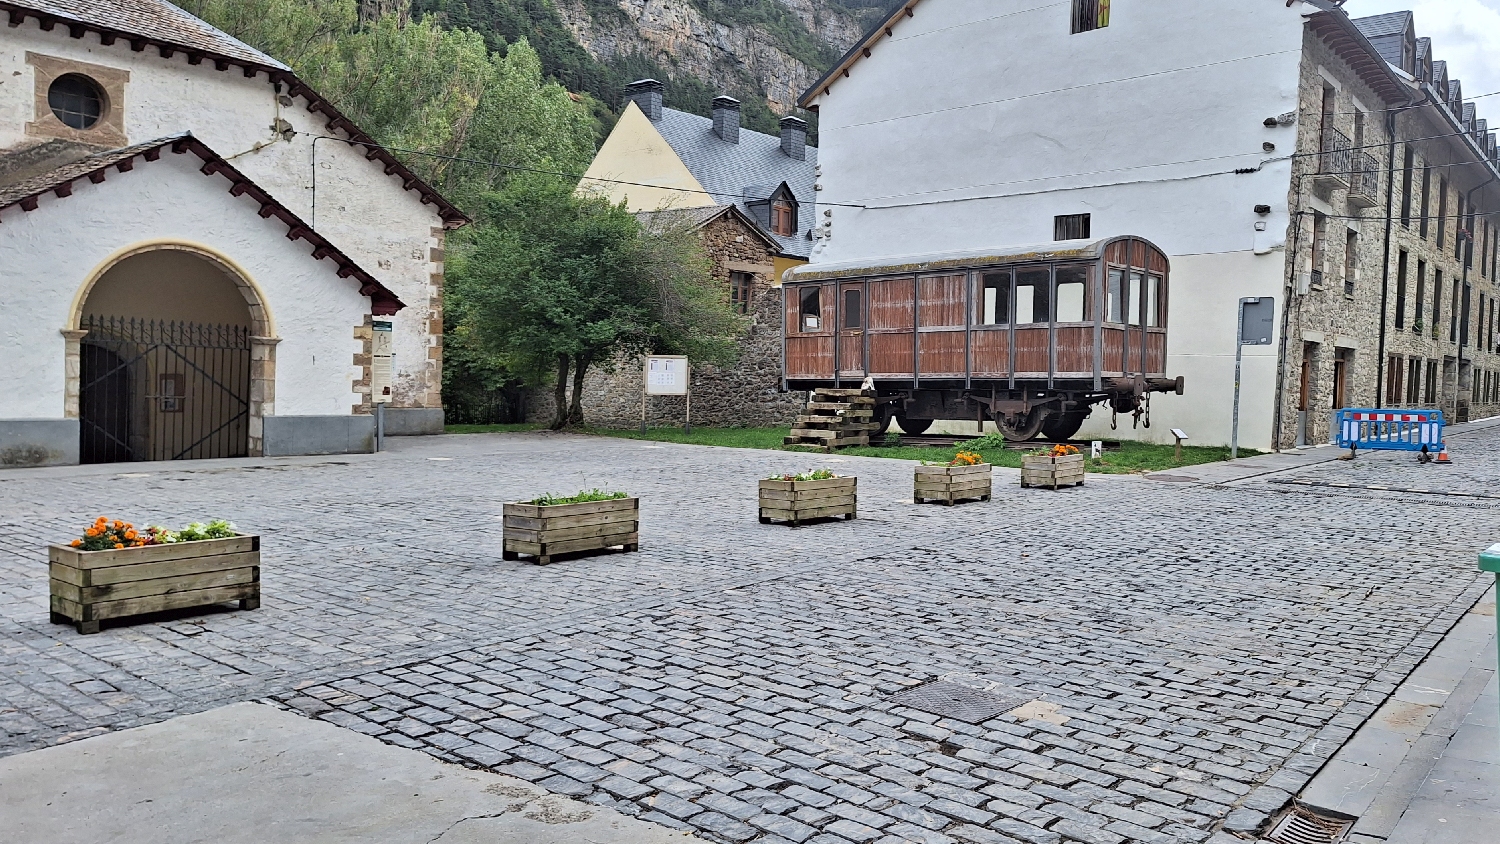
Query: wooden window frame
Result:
<box><xmin>770</xmin><ymin>200</ymin><xmax>796</xmax><ymax>237</ymax></box>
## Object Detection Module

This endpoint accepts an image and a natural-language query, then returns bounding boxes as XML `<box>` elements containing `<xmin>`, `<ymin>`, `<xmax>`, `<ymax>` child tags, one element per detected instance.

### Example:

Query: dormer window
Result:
<box><xmin>771</xmin><ymin>200</ymin><xmax>795</xmax><ymax>236</ymax></box>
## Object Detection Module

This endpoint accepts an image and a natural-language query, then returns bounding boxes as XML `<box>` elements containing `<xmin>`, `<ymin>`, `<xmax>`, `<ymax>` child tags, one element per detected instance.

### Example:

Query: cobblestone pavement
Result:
<box><xmin>2</xmin><ymin>429</ymin><xmax>1495</xmax><ymax>844</ymax></box>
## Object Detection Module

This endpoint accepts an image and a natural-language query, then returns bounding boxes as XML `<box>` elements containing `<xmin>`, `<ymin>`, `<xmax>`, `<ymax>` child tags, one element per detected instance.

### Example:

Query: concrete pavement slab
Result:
<box><xmin>0</xmin><ymin>701</ymin><xmax>700</xmax><ymax>844</ymax></box>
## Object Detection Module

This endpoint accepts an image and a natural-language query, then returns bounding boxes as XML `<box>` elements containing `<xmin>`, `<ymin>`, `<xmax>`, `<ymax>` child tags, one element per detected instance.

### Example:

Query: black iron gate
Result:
<box><xmin>79</xmin><ymin>316</ymin><xmax>252</xmax><ymax>463</ymax></box>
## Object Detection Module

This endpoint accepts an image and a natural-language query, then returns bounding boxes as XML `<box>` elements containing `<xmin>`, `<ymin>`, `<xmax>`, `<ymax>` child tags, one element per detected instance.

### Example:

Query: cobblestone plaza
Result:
<box><xmin>2</xmin><ymin>430</ymin><xmax>1495</xmax><ymax>844</ymax></box>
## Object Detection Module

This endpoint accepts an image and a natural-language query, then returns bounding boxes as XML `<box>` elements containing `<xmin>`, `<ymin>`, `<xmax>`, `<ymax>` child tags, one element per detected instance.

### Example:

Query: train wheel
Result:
<box><xmin>895</xmin><ymin>415</ymin><xmax>933</xmax><ymax>435</ymax></box>
<box><xmin>1040</xmin><ymin>412</ymin><xmax>1087</xmax><ymax>442</ymax></box>
<box><xmin>873</xmin><ymin>405</ymin><xmax>894</xmax><ymax>436</ymax></box>
<box><xmin>995</xmin><ymin>410</ymin><xmax>1045</xmax><ymax>441</ymax></box>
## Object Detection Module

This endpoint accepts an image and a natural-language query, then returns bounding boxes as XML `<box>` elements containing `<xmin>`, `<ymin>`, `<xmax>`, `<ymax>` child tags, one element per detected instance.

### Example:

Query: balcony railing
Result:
<box><xmin>1349</xmin><ymin>151</ymin><xmax>1380</xmax><ymax>206</ymax></box>
<box><xmin>1318</xmin><ymin>127</ymin><xmax>1353</xmax><ymax>183</ymax></box>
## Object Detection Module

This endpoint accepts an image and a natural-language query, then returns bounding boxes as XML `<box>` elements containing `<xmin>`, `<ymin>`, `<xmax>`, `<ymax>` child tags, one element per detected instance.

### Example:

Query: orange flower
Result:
<box><xmin>85</xmin><ymin>527</ymin><xmax>100</xmax><ymax>537</ymax></box>
<box><xmin>70</xmin><ymin>539</ymin><xmax>81</xmax><ymax>547</ymax></box>
<box><xmin>113</xmin><ymin>542</ymin><xmax>124</xmax><ymax>549</ymax></box>
<box><xmin>95</xmin><ymin>517</ymin><xmax>107</xmax><ymax>524</ymax></box>
<box><xmin>113</xmin><ymin>520</ymin><xmax>124</xmax><ymax>529</ymax></box>
<box><xmin>124</xmin><ymin>529</ymin><xmax>138</xmax><ymax>540</ymax></box>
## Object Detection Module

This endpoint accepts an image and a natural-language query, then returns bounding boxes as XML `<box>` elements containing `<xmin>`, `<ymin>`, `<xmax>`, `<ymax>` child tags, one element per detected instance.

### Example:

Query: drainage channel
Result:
<box><xmin>1271</xmin><ymin>478</ymin><xmax>1500</xmax><ymax>500</ymax></box>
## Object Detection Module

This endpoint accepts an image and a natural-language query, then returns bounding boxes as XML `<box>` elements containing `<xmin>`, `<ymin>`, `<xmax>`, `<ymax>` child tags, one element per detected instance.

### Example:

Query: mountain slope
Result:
<box><xmin>414</xmin><ymin>0</ymin><xmax>903</xmax><ymax>137</ymax></box>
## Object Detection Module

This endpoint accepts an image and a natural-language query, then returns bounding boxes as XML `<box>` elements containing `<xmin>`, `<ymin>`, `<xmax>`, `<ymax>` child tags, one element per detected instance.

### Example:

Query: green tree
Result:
<box><xmin>451</xmin><ymin>175</ymin><xmax>741</xmax><ymax>428</ymax></box>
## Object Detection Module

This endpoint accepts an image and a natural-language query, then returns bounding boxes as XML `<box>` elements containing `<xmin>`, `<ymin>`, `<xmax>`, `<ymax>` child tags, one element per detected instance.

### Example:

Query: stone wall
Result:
<box><xmin>575</xmin><ymin>287</ymin><xmax>807</xmax><ymax>428</ymax></box>
<box><xmin>547</xmin><ymin>210</ymin><xmax>808</xmax><ymax>429</ymax></box>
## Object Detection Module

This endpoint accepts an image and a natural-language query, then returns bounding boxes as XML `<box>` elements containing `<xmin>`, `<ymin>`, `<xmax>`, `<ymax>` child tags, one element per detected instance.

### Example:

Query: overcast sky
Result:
<box><xmin>1342</xmin><ymin>0</ymin><xmax>1500</xmax><ymax>107</ymax></box>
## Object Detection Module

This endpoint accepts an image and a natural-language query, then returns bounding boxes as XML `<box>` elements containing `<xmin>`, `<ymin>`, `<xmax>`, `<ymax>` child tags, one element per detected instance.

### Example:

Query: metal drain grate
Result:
<box><xmin>1264</xmin><ymin>806</ymin><xmax>1353</xmax><ymax>844</ymax></box>
<box><xmin>888</xmin><ymin>681</ymin><xmax>1029</xmax><ymax>724</ymax></box>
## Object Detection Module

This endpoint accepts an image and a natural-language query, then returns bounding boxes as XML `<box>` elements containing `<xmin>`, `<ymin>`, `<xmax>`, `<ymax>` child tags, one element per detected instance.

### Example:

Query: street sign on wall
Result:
<box><xmin>1239</xmin><ymin>298</ymin><xmax>1275</xmax><ymax>346</ymax></box>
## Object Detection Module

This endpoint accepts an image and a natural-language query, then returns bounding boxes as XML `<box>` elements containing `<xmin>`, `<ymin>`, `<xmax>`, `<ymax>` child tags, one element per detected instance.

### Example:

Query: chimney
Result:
<box><xmin>780</xmin><ymin>116</ymin><xmax>808</xmax><ymax>161</ymax></box>
<box><xmin>625</xmin><ymin>79</ymin><xmax>664</xmax><ymax>121</ymax></box>
<box><xmin>712</xmin><ymin>96</ymin><xmax>741</xmax><ymax>143</ymax></box>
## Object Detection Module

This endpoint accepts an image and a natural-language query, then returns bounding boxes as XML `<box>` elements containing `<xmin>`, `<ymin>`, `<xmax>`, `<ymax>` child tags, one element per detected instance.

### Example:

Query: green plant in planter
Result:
<box><xmin>528</xmin><ymin>490</ymin><xmax>628</xmax><ymax>506</ymax></box>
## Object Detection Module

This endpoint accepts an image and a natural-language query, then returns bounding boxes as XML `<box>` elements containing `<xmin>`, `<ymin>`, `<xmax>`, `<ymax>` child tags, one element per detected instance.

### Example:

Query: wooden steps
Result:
<box><xmin>784</xmin><ymin>388</ymin><xmax>878</xmax><ymax>451</ymax></box>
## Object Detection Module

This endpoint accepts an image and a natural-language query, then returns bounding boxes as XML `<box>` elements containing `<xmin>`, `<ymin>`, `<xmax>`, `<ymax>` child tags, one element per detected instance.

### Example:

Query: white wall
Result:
<box><xmin>0</xmin><ymin>153</ymin><xmax>369</xmax><ymax>419</ymax></box>
<box><xmin>809</xmin><ymin>0</ymin><xmax>1314</xmax><ymax>446</ymax></box>
<box><xmin>0</xmin><ymin>20</ymin><xmax>446</xmax><ymax>407</ymax></box>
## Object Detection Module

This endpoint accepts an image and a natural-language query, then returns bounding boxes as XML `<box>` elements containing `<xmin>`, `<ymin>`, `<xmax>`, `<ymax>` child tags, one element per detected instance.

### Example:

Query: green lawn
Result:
<box><xmin>444</xmin><ymin>422</ymin><xmax>1251</xmax><ymax>474</ymax></box>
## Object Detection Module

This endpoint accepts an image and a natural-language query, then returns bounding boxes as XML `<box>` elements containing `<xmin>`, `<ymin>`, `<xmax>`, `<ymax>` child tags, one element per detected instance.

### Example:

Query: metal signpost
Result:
<box><xmin>371</xmin><ymin>318</ymin><xmax>394</xmax><ymax>452</ymax></box>
<box><xmin>1232</xmin><ymin>298</ymin><xmax>1274</xmax><ymax>459</ymax></box>
<box><xmin>643</xmin><ymin>355</ymin><xmax>691</xmax><ymax>434</ymax></box>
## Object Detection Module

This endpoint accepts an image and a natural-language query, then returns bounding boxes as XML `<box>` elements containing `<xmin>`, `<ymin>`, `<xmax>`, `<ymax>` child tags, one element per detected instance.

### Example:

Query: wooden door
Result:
<box><xmin>1333</xmin><ymin>358</ymin><xmax>1348</xmax><ymax>409</ymax></box>
<box><xmin>837</xmin><ymin>283</ymin><xmax>866</xmax><ymax>377</ymax></box>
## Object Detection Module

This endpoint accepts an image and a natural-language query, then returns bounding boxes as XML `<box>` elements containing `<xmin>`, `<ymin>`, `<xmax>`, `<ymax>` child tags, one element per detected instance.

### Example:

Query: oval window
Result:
<box><xmin>49</xmin><ymin>74</ymin><xmax>105</xmax><ymax>130</ymax></box>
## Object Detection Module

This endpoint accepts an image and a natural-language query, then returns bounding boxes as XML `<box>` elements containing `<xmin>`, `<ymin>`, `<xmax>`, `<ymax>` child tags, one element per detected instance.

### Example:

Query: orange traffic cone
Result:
<box><xmin>1435</xmin><ymin>443</ymin><xmax>1452</xmax><ymax>464</ymax></box>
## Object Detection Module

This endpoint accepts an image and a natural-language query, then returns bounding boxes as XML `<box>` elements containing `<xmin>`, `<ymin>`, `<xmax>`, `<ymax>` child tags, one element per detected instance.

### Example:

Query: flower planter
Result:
<box><xmin>49</xmin><ymin>535</ymin><xmax>261</xmax><ymax>635</ymax></box>
<box><xmin>502</xmin><ymin>497</ymin><xmax>639</xmax><ymax>565</ymax></box>
<box><xmin>914</xmin><ymin>463</ymin><xmax>993</xmax><ymax>505</ymax></box>
<box><xmin>758</xmin><ymin>476</ymin><xmax>857</xmax><ymax>526</ymax></box>
<box><xmin>1021</xmin><ymin>453</ymin><xmax>1086</xmax><ymax>489</ymax></box>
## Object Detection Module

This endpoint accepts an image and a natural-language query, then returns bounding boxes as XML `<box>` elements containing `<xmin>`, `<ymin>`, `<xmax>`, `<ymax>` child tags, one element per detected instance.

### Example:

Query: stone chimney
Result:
<box><xmin>625</xmin><ymin>79</ymin><xmax>664</xmax><ymax>121</ymax></box>
<box><xmin>780</xmin><ymin>116</ymin><xmax>808</xmax><ymax>161</ymax></box>
<box><xmin>712</xmin><ymin>96</ymin><xmax>741</xmax><ymax>144</ymax></box>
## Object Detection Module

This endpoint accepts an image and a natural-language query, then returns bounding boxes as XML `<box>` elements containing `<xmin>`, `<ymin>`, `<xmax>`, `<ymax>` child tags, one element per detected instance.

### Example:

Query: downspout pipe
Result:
<box><xmin>1456</xmin><ymin>173</ymin><xmax>1499</xmax><ymax>417</ymax></box>
<box><xmin>1375</xmin><ymin>86</ymin><xmax>1427</xmax><ymax>408</ymax></box>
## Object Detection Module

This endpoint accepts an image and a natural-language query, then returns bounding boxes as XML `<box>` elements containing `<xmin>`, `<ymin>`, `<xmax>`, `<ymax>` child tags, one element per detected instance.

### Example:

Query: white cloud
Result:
<box><xmin>1342</xmin><ymin>0</ymin><xmax>1500</xmax><ymax>105</ymax></box>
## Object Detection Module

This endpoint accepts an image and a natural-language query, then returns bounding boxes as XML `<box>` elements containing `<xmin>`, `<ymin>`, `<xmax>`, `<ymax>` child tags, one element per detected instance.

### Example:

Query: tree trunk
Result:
<box><xmin>568</xmin><ymin>352</ymin><xmax>592</xmax><ymax>426</ymax></box>
<box><xmin>551</xmin><ymin>353</ymin><xmax>570</xmax><ymax>430</ymax></box>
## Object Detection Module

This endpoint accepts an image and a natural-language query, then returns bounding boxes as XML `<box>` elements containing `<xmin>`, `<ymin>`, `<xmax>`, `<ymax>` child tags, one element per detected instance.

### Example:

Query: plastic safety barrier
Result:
<box><xmin>1336</xmin><ymin>408</ymin><xmax>1445</xmax><ymax>453</ymax></box>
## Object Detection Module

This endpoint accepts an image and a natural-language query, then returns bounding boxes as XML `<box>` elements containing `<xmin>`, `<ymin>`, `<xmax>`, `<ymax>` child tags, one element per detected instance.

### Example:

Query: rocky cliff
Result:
<box><xmin>414</xmin><ymin>0</ymin><xmax>902</xmax><ymax>135</ymax></box>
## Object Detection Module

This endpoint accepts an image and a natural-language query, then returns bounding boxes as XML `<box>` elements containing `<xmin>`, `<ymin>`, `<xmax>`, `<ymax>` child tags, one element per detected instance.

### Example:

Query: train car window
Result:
<box><xmin>1146</xmin><ymin>275</ymin><xmax>1163</xmax><ymax>327</ymax></box>
<box><xmin>800</xmin><ymin>286</ymin><xmax>822</xmax><ymax>331</ymax></box>
<box><xmin>1016</xmin><ymin>268</ymin><xmax>1050</xmax><ymax>324</ymax></box>
<box><xmin>1055</xmin><ymin>265</ymin><xmax>1088</xmax><ymax>322</ymax></box>
<box><xmin>1107</xmin><ymin>268</ymin><xmax>1125</xmax><ymax>323</ymax></box>
<box><xmin>980</xmin><ymin>272</ymin><xmax>1010</xmax><ymax>325</ymax></box>
<box><xmin>843</xmin><ymin>288</ymin><xmax>863</xmax><ymax>329</ymax></box>
<box><xmin>1128</xmin><ymin>271</ymin><xmax>1145</xmax><ymax>326</ymax></box>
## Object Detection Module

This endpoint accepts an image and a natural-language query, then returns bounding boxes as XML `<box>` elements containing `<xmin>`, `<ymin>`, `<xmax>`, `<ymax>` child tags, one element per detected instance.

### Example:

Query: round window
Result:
<box><xmin>48</xmin><ymin>74</ymin><xmax>105</xmax><ymax>130</ymax></box>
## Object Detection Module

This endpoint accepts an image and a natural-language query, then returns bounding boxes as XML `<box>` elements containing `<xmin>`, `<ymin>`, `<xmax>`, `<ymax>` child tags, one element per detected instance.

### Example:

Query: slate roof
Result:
<box><xmin>651</xmin><ymin>108</ymin><xmax>818</xmax><ymax>259</ymax></box>
<box><xmin>1350</xmin><ymin>10</ymin><xmax>1410</xmax><ymax>39</ymax></box>
<box><xmin>0</xmin><ymin>133</ymin><xmax>405</xmax><ymax>314</ymax></box>
<box><xmin>1</xmin><ymin>0</ymin><xmax>286</xmax><ymax>69</ymax></box>
<box><xmin>633</xmin><ymin>204</ymin><xmax>780</xmax><ymax>249</ymax></box>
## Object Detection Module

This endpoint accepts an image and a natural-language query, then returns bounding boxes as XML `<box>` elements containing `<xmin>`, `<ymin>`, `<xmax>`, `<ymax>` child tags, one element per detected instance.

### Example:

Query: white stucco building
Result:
<box><xmin>800</xmin><ymin>0</ymin><xmax>1500</xmax><ymax>448</ymax></box>
<box><xmin>0</xmin><ymin>0</ymin><xmax>466</xmax><ymax>467</ymax></box>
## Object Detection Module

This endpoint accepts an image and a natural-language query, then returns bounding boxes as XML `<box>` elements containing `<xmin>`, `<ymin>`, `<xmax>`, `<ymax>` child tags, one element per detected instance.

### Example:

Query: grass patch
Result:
<box><xmin>445</xmin><ymin>423</ymin><xmax>543</xmax><ymax>434</ymax></box>
<box><xmin>582</xmin><ymin>426</ymin><xmax>790</xmax><ymax>449</ymax></box>
<box><xmin>581</xmin><ymin>426</ymin><xmax>1254</xmax><ymax>473</ymax></box>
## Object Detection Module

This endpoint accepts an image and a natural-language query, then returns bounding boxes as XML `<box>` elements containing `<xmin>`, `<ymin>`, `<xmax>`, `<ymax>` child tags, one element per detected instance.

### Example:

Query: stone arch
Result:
<box><xmin>63</xmin><ymin>240</ymin><xmax>280</xmax><ymax>458</ymax></box>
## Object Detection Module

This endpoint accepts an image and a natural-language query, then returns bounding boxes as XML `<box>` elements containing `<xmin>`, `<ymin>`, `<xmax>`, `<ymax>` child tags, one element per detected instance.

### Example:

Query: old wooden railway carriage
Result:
<box><xmin>781</xmin><ymin>237</ymin><xmax>1185</xmax><ymax>441</ymax></box>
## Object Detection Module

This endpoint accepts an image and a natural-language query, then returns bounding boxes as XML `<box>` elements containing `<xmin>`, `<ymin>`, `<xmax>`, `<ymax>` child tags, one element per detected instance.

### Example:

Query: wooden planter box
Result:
<box><xmin>914</xmin><ymin>463</ymin><xmax>993</xmax><ymax>505</ymax></box>
<box><xmin>502</xmin><ymin>497</ymin><xmax>639</xmax><ymax>565</ymax></box>
<box><xmin>758</xmin><ymin>476</ymin><xmax>857</xmax><ymax>526</ymax></box>
<box><xmin>1021</xmin><ymin>453</ymin><xmax>1086</xmax><ymax>489</ymax></box>
<box><xmin>49</xmin><ymin>535</ymin><xmax>261</xmax><ymax>635</ymax></box>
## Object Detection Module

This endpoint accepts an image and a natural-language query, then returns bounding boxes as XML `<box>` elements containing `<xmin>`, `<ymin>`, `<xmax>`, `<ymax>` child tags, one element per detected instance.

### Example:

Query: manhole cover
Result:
<box><xmin>1149</xmin><ymin>474</ymin><xmax>1199</xmax><ymax>482</ymax></box>
<box><xmin>1263</xmin><ymin>806</ymin><xmax>1353</xmax><ymax>844</ymax></box>
<box><xmin>887</xmin><ymin>681</ymin><xmax>1029</xmax><ymax>724</ymax></box>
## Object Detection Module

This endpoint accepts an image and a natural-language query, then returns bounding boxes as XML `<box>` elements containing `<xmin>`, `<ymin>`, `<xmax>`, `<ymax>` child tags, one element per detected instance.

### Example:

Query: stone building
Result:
<box><xmin>0</xmin><ymin>0</ymin><xmax>464</xmax><ymax>468</ymax></box>
<box><xmin>578</xmin><ymin>205</ymin><xmax>808</xmax><ymax>429</ymax></box>
<box><xmin>578</xmin><ymin>78</ymin><xmax>819</xmax><ymax>285</ymax></box>
<box><xmin>572</xmin><ymin>78</ymin><xmax>822</xmax><ymax>428</ymax></box>
<box><xmin>797</xmin><ymin>0</ymin><xmax>1499</xmax><ymax>448</ymax></box>
<box><xmin>1281</xmin><ymin>10</ymin><xmax>1500</xmax><ymax>443</ymax></box>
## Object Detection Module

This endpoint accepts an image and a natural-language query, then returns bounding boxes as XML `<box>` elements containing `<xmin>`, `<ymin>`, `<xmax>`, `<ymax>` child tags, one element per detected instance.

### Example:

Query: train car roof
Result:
<box><xmin>785</xmin><ymin>236</ymin><xmax>1166</xmax><ymax>283</ymax></box>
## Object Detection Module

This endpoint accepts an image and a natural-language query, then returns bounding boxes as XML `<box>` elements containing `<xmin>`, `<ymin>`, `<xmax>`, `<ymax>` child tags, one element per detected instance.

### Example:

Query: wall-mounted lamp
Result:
<box><xmin>1255</xmin><ymin>204</ymin><xmax>1272</xmax><ymax>215</ymax></box>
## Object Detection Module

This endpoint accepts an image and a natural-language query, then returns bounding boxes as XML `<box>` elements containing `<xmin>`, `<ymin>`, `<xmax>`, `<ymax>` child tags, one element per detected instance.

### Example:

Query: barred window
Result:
<box><xmin>1054</xmin><ymin>213</ymin><xmax>1091</xmax><ymax>241</ymax></box>
<box><xmin>48</xmin><ymin>74</ymin><xmax>104</xmax><ymax>130</ymax></box>
<box><xmin>1072</xmin><ymin>0</ymin><xmax>1110</xmax><ymax>33</ymax></box>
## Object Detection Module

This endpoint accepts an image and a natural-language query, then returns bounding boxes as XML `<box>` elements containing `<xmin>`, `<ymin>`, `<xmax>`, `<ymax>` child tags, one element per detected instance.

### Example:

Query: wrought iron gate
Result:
<box><xmin>79</xmin><ymin>316</ymin><xmax>252</xmax><ymax>463</ymax></box>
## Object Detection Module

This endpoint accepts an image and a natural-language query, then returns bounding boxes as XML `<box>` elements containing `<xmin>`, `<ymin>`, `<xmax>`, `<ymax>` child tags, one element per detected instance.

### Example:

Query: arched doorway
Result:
<box><xmin>73</xmin><ymin>245</ymin><xmax>272</xmax><ymax>463</ymax></box>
